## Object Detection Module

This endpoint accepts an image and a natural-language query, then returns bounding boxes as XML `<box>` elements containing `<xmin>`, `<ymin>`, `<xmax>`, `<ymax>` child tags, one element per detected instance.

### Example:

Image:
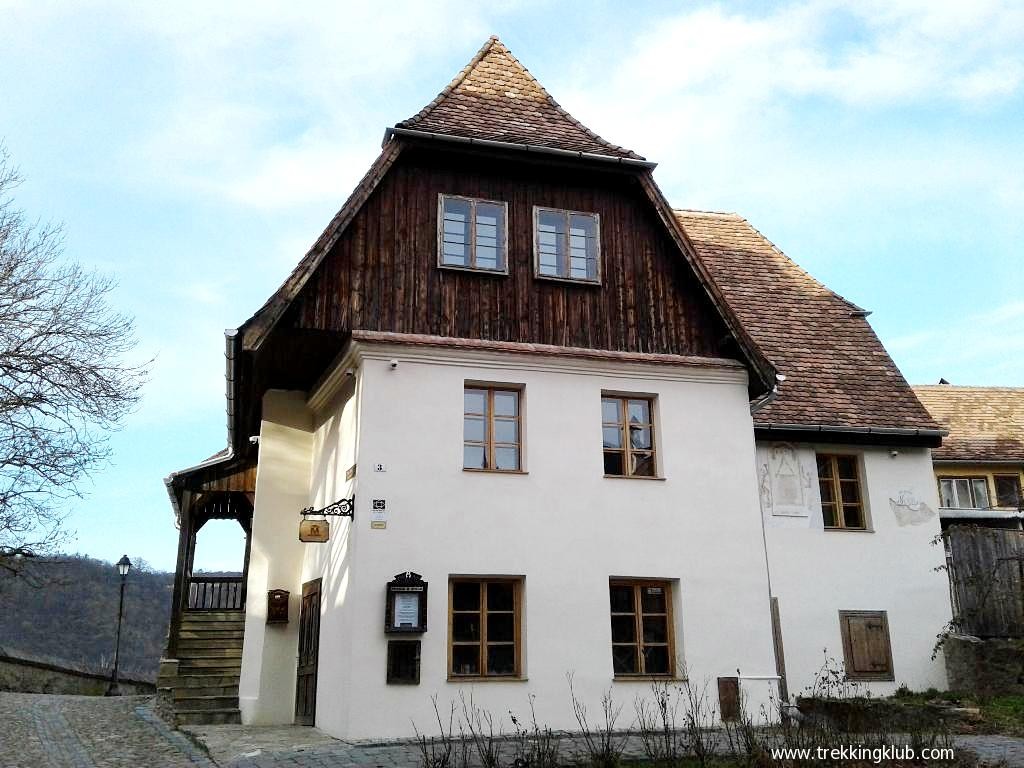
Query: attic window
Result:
<box><xmin>438</xmin><ymin>195</ymin><xmax>507</xmax><ymax>273</ymax></box>
<box><xmin>534</xmin><ymin>207</ymin><xmax>600</xmax><ymax>283</ymax></box>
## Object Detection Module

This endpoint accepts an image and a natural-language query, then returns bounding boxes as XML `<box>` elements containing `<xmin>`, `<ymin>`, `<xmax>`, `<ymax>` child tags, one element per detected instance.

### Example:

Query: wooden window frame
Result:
<box><xmin>602</xmin><ymin>395</ymin><xmax>658</xmax><ymax>479</ymax></box>
<box><xmin>938</xmin><ymin>475</ymin><xmax>994</xmax><ymax>510</ymax></box>
<box><xmin>609</xmin><ymin>579</ymin><xmax>676</xmax><ymax>679</ymax></box>
<box><xmin>993</xmin><ymin>473</ymin><xmax>1023</xmax><ymax>510</ymax></box>
<box><xmin>816</xmin><ymin>453</ymin><xmax>867</xmax><ymax>530</ymax></box>
<box><xmin>463</xmin><ymin>386</ymin><xmax>523</xmax><ymax>473</ymax></box>
<box><xmin>447</xmin><ymin>577</ymin><xmax>523</xmax><ymax>680</ymax></box>
<box><xmin>839</xmin><ymin>610</ymin><xmax>894</xmax><ymax>682</ymax></box>
<box><xmin>532</xmin><ymin>206</ymin><xmax>602</xmax><ymax>285</ymax></box>
<box><xmin>437</xmin><ymin>194</ymin><xmax>509</xmax><ymax>274</ymax></box>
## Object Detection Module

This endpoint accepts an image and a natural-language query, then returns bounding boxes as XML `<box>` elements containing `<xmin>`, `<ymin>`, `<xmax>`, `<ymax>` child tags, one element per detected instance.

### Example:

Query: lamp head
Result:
<box><xmin>116</xmin><ymin>555</ymin><xmax>132</xmax><ymax>577</ymax></box>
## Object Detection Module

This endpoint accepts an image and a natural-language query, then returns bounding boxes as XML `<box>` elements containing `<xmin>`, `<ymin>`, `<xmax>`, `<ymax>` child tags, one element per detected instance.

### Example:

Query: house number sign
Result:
<box><xmin>384</xmin><ymin>572</ymin><xmax>427</xmax><ymax>634</ymax></box>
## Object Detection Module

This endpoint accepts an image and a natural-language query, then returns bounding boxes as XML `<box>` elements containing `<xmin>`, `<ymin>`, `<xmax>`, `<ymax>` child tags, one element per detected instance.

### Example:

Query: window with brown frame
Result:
<box><xmin>609</xmin><ymin>580</ymin><xmax>674</xmax><ymax>677</ymax></box>
<box><xmin>448</xmin><ymin>578</ymin><xmax>521</xmax><ymax>678</ymax></box>
<box><xmin>602</xmin><ymin>396</ymin><xmax>656</xmax><ymax>477</ymax></box>
<box><xmin>816</xmin><ymin>454</ymin><xmax>866</xmax><ymax>529</ymax></box>
<box><xmin>993</xmin><ymin>475</ymin><xmax>1021</xmax><ymax>509</ymax></box>
<box><xmin>839</xmin><ymin>610</ymin><xmax>894</xmax><ymax>681</ymax></box>
<box><xmin>534</xmin><ymin>207</ymin><xmax>600</xmax><ymax>282</ymax></box>
<box><xmin>464</xmin><ymin>387</ymin><xmax>521</xmax><ymax>472</ymax></box>
<box><xmin>439</xmin><ymin>195</ymin><xmax>508</xmax><ymax>272</ymax></box>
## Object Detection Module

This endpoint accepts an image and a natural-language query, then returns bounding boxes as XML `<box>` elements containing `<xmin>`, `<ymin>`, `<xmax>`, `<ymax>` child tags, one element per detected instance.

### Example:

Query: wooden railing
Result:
<box><xmin>187</xmin><ymin>576</ymin><xmax>245</xmax><ymax>611</ymax></box>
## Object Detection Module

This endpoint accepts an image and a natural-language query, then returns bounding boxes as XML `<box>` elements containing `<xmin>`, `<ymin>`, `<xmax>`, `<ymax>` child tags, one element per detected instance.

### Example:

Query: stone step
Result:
<box><xmin>173</xmin><ymin>695</ymin><xmax>239</xmax><ymax>712</ymax></box>
<box><xmin>177</xmin><ymin>629</ymin><xmax>245</xmax><ymax>640</ymax></box>
<box><xmin>173</xmin><ymin>684</ymin><xmax>239</xmax><ymax>699</ymax></box>
<box><xmin>175</xmin><ymin>708</ymin><xmax>242</xmax><ymax>726</ymax></box>
<box><xmin>178</xmin><ymin>660</ymin><xmax>242</xmax><ymax>674</ymax></box>
<box><xmin>177</xmin><ymin>637</ymin><xmax>244</xmax><ymax>650</ymax></box>
<box><xmin>178</xmin><ymin>647</ymin><xmax>243</xmax><ymax>659</ymax></box>
<box><xmin>174</xmin><ymin>673</ymin><xmax>240</xmax><ymax>689</ymax></box>
<box><xmin>181</xmin><ymin>611</ymin><xmax>245</xmax><ymax>622</ymax></box>
<box><xmin>179</xmin><ymin>622</ymin><xmax>245</xmax><ymax>634</ymax></box>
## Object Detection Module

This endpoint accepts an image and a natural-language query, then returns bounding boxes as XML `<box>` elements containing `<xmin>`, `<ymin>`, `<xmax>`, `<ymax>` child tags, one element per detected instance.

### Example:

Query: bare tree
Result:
<box><xmin>0</xmin><ymin>147</ymin><xmax>147</xmax><ymax>577</ymax></box>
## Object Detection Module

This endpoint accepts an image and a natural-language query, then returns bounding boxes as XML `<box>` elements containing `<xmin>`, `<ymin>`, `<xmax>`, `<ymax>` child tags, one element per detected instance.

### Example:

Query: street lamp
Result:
<box><xmin>105</xmin><ymin>555</ymin><xmax>132</xmax><ymax>696</ymax></box>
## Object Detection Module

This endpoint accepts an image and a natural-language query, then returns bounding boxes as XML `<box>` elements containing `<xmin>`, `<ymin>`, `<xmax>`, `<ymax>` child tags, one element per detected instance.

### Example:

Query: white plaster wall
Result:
<box><xmin>239</xmin><ymin>390</ymin><xmax>314</xmax><ymax>724</ymax></box>
<box><xmin>757</xmin><ymin>442</ymin><xmax>950</xmax><ymax>697</ymax></box>
<box><xmin>307</xmin><ymin>346</ymin><xmax>780</xmax><ymax>740</ymax></box>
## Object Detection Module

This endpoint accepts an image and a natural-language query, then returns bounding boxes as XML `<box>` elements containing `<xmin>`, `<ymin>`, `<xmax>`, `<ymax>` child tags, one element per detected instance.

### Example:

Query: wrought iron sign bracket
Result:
<box><xmin>300</xmin><ymin>497</ymin><xmax>355</xmax><ymax>520</ymax></box>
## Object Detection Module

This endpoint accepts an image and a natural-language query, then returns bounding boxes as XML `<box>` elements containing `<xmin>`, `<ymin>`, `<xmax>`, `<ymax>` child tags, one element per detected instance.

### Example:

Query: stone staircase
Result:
<box><xmin>158</xmin><ymin>611</ymin><xmax>244</xmax><ymax>726</ymax></box>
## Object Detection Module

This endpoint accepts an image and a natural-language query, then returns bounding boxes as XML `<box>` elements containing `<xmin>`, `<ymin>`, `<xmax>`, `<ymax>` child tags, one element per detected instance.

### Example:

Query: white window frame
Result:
<box><xmin>437</xmin><ymin>194</ymin><xmax>509</xmax><ymax>274</ymax></box>
<box><xmin>938</xmin><ymin>476</ymin><xmax>992</xmax><ymax>510</ymax></box>
<box><xmin>532</xmin><ymin>206</ymin><xmax>601</xmax><ymax>284</ymax></box>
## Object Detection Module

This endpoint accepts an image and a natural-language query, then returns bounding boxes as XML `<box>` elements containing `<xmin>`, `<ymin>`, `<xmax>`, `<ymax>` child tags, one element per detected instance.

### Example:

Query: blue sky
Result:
<box><xmin>2</xmin><ymin>1</ymin><xmax>1022</xmax><ymax>572</ymax></box>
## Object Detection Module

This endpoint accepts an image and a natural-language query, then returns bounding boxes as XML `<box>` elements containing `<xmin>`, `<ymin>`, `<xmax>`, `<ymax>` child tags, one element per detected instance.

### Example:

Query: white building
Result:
<box><xmin>160</xmin><ymin>37</ymin><xmax>951</xmax><ymax>737</ymax></box>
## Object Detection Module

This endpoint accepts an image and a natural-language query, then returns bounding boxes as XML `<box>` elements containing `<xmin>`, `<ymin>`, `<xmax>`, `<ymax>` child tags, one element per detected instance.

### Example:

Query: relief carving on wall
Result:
<box><xmin>889</xmin><ymin>489</ymin><xmax>935</xmax><ymax>526</ymax></box>
<box><xmin>761</xmin><ymin>443</ymin><xmax>813</xmax><ymax>517</ymax></box>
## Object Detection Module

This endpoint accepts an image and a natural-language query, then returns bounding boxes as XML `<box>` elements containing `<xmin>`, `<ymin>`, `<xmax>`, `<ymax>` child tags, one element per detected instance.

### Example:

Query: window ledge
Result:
<box><xmin>463</xmin><ymin>468</ymin><xmax>529</xmax><ymax>475</ymax></box>
<box><xmin>447</xmin><ymin>676</ymin><xmax>528</xmax><ymax>683</ymax></box>
<box><xmin>823</xmin><ymin>527</ymin><xmax>874</xmax><ymax>533</ymax></box>
<box><xmin>534</xmin><ymin>274</ymin><xmax>602</xmax><ymax>287</ymax></box>
<box><xmin>439</xmin><ymin>263</ymin><xmax>508</xmax><ymax>277</ymax></box>
<box><xmin>613</xmin><ymin>675</ymin><xmax>686</xmax><ymax>682</ymax></box>
<box><xmin>603</xmin><ymin>475</ymin><xmax>666</xmax><ymax>481</ymax></box>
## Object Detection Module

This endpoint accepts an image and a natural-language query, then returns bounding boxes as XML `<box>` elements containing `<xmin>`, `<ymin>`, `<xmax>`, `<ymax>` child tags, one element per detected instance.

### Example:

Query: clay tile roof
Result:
<box><xmin>913</xmin><ymin>386</ymin><xmax>1024</xmax><ymax>462</ymax></box>
<box><xmin>674</xmin><ymin>210</ymin><xmax>942</xmax><ymax>435</ymax></box>
<box><xmin>396</xmin><ymin>36</ymin><xmax>643</xmax><ymax>161</ymax></box>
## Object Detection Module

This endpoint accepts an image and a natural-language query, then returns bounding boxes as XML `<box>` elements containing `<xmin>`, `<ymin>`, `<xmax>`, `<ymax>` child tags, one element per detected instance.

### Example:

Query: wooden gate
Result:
<box><xmin>946</xmin><ymin>526</ymin><xmax>1024</xmax><ymax>638</ymax></box>
<box><xmin>295</xmin><ymin>578</ymin><xmax>322</xmax><ymax>725</ymax></box>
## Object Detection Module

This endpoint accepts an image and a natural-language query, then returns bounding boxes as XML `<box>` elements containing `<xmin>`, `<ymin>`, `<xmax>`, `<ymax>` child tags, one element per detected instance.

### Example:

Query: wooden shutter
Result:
<box><xmin>839</xmin><ymin>611</ymin><xmax>894</xmax><ymax>681</ymax></box>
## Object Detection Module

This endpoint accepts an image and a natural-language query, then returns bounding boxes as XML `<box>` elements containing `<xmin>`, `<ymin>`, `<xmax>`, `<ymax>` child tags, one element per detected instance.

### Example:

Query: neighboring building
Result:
<box><xmin>160</xmin><ymin>37</ymin><xmax>951</xmax><ymax>737</ymax></box>
<box><xmin>914</xmin><ymin>385</ymin><xmax>1024</xmax><ymax>529</ymax></box>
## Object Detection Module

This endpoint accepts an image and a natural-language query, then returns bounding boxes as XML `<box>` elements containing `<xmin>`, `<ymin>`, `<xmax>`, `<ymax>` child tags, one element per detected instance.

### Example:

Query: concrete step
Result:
<box><xmin>178</xmin><ymin>647</ymin><xmax>243</xmax><ymax>659</ymax></box>
<box><xmin>178</xmin><ymin>661</ymin><xmax>242</xmax><ymax>675</ymax></box>
<box><xmin>177</xmin><ymin>637</ymin><xmax>244</xmax><ymax>650</ymax></box>
<box><xmin>174</xmin><ymin>695</ymin><xmax>239</xmax><ymax>712</ymax></box>
<box><xmin>175</xmin><ymin>708</ymin><xmax>242</xmax><ymax>726</ymax></box>
<box><xmin>178</xmin><ymin>629</ymin><xmax>245</xmax><ymax>640</ymax></box>
<box><xmin>174</xmin><ymin>673</ymin><xmax>240</xmax><ymax>689</ymax></box>
<box><xmin>181</xmin><ymin>611</ymin><xmax>245</xmax><ymax>622</ymax></box>
<box><xmin>173</xmin><ymin>684</ymin><xmax>239</xmax><ymax>699</ymax></box>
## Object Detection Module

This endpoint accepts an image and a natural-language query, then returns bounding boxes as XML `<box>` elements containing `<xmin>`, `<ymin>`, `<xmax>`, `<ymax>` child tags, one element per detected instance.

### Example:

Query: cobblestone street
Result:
<box><xmin>2</xmin><ymin>692</ymin><xmax>1024</xmax><ymax>767</ymax></box>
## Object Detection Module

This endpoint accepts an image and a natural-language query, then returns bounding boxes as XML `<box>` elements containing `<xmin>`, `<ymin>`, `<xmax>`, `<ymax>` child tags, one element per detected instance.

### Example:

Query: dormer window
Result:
<box><xmin>534</xmin><ymin>207</ymin><xmax>600</xmax><ymax>283</ymax></box>
<box><xmin>438</xmin><ymin>195</ymin><xmax>507</xmax><ymax>273</ymax></box>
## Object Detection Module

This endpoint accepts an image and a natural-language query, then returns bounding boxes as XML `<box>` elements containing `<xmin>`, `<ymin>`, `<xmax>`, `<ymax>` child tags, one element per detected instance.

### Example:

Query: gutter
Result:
<box><xmin>382</xmin><ymin>126</ymin><xmax>658</xmax><ymax>170</ymax></box>
<box><xmin>754</xmin><ymin>422</ymin><xmax>948</xmax><ymax>438</ymax></box>
<box><xmin>162</xmin><ymin>329</ymin><xmax>241</xmax><ymax>523</ymax></box>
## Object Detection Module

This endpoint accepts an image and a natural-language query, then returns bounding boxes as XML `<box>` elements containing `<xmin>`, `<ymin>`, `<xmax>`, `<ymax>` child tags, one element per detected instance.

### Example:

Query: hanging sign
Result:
<box><xmin>299</xmin><ymin>518</ymin><xmax>330</xmax><ymax>543</ymax></box>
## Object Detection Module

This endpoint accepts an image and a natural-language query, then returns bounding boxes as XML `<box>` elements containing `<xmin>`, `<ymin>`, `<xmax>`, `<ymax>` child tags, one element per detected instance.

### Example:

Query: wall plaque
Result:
<box><xmin>385</xmin><ymin>572</ymin><xmax>427</xmax><ymax>634</ymax></box>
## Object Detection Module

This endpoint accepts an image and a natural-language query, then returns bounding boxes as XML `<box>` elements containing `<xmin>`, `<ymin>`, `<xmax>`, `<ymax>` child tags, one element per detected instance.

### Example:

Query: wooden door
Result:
<box><xmin>295</xmin><ymin>578</ymin><xmax>322</xmax><ymax>725</ymax></box>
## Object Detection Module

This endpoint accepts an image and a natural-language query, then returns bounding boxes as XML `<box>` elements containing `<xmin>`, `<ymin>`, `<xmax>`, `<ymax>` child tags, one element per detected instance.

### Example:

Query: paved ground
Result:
<box><xmin>1</xmin><ymin>692</ymin><xmax>1023</xmax><ymax>767</ymax></box>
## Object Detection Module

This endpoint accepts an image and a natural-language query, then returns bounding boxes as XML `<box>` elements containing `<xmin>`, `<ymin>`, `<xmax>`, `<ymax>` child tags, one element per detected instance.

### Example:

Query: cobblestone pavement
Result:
<box><xmin>0</xmin><ymin>692</ymin><xmax>212</xmax><ymax>768</ymax></box>
<box><xmin>956</xmin><ymin>735</ymin><xmax>1024</xmax><ymax>767</ymax></box>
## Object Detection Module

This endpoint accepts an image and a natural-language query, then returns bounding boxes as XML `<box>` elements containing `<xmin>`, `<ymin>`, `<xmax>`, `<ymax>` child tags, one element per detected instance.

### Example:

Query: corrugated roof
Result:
<box><xmin>914</xmin><ymin>385</ymin><xmax>1024</xmax><ymax>462</ymax></box>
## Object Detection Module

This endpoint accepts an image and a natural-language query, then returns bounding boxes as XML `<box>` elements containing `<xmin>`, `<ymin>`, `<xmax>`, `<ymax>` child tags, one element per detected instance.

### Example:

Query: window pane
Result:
<box><xmin>602</xmin><ymin>398</ymin><xmax>621</xmax><ymax>424</ymax></box>
<box><xmin>487</xmin><ymin>582</ymin><xmax>514</xmax><ymax>612</ymax></box>
<box><xmin>452</xmin><ymin>645</ymin><xmax>480</xmax><ymax>676</ymax></box>
<box><xmin>612</xmin><ymin>645</ymin><xmax>638</xmax><ymax>674</ymax></box>
<box><xmin>836</xmin><ymin>456</ymin><xmax>857</xmax><ymax>480</ymax></box>
<box><xmin>816</xmin><ymin>455</ymin><xmax>834</xmax><ymax>478</ymax></box>
<box><xmin>843</xmin><ymin>504</ymin><xmax>865</xmax><ymax>529</ymax></box>
<box><xmin>569</xmin><ymin>214</ymin><xmax>598</xmax><ymax>280</ymax></box>
<box><xmin>939</xmin><ymin>479</ymin><xmax>955</xmax><ymax>508</ymax></box>
<box><xmin>630</xmin><ymin>452</ymin><xmax>655</xmax><ymax>477</ymax></box>
<box><xmin>604</xmin><ymin>451</ymin><xmax>624</xmax><ymax>476</ymax></box>
<box><xmin>464</xmin><ymin>389</ymin><xmax>487</xmax><ymax>415</ymax></box>
<box><xmin>603</xmin><ymin>426</ymin><xmax>622</xmax><ymax>449</ymax></box>
<box><xmin>487</xmin><ymin>645</ymin><xmax>515</xmax><ymax>675</ymax></box>
<box><xmin>442</xmin><ymin>198</ymin><xmax>471</xmax><ymax>266</ymax></box>
<box><xmin>494</xmin><ymin>419</ymin><xmax>518</xmax><ymax>444</ymax></box>
<box><xmin>609</xmin><ymin>585</ymin><xmax>634</xmax><ymax>613</ymax></box>
<box><xmin>840</xmin><ymin>480</ymin><xmax>860</xmax><ymax>504</ymax></box>
<box><xmin>641</xmin><ymin>585</ymin><xmax>666</xmax><ymax>613</ymax></box>
<box><xmin>537</xmin><ymin>210</ymin><xmax>565</xmax><ymax>276</ymax></box>
<box><xmin>463</xmin><ymin>445</ymin><xmax>486</xmax><ymax>470</ymax></box>
<box><xmin>627</xmin><ymin>400</ymin><xmax>650</xmax><ymax>424</ymax></box>
<box><xmin>453</xmin><ymin>582</ymin><xmax>480</xmax><ymax>611</ymax></box>
<box><xmin>643</xmin><ymin>646</ymin><xmax>670</xmax><ymax>675</ymax></box>
<box><xmin>493</xmin><ymin>391</ymin><xmax>517</xmax><ymax>417</ymax></box>
<box><xmin>475</xmin><ymin>203</ymin><xmax>505</xmax><ymax>270</ymax></box>
<box><xmin>476</xmin><ymin>246</ymin><xmax>498</xmax><ymax>269</ymax></box>
<box><xmin>487</xmin><ymin>613</ymin><xmax>514</xmax><ymax>643</ymax></box>
<box><xmin>819</xmin><ymin>479</ymin><xmax>835</xmax><ymax>505</ymax></box>
<box><xmin>954</xmin><ymin>479</ymin><xmax>973</xmax><ymax>508</ymax></box>
<box><xmin>453</xmin><ymin>613</ymin><xmax>480</xmax><ymax>642</ymax></box>
<box><xmin>972</xmin><ymin>478</ymin><xmax>991</xmax><ymax>509</ymax></box>
<box><xmin>822</xmin><ymin>503</ymin><xmax>838</xmax><ymax>527</ymax></box>
<box><xmin>629</xmin><ymin>426</ymin><xmax>652</xmax><ymax>450</ymax></box>
<box><xmin>642</xmin><ymin>615</ymin><xmax>668</xmax><ymax>644</ymax></box>
<box><xmin>464</xmin><ymin>417</ymin><xmax>485</xmax><ymax>443</ymax></box>
<box><xmin>495</xmin><ymin>446</ymin><xmax>519</xmax><ymax>471</ymax></box>
<box><xmin>610</xmin><ymin>615</ymin><xmax>635</xmax><ymax>643</ymax></box>
<box><xmin>995</xmin><ymin>475</ymin><xmax>1022</xmax><ymax>508</ymax></box>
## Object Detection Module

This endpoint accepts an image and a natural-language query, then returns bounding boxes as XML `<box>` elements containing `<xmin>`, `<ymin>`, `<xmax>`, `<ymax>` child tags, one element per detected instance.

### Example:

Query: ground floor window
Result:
<box><xmin>609</xmin><ymin>580</ymin><xmax>675</xmax><ymax>677</ymax></box>
<box><xmin>448</xmin><ymin>577</ymin><xmax>522</xmax><ymax>678</ymax></box>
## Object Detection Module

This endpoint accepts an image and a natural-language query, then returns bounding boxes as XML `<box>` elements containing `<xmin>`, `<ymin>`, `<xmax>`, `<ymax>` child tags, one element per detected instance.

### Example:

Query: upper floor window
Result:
<box><xmin>534</xmin><ymin>207</ymin><xmax>600</xmax><ymax>283</ymax></box>
<box><xmin>994</xmin><ymin>474</ymin><xmax>1022</xmax><ymax>509</ymax></box>
<box><xmin>602</xmin><ymin>396</ymin><xmax>656</xmax><ymax>477</ymax></box>
<box><xmin>816</xmin><ymin>454</ymin><xmax>866</xmax><ymax>530</ymax></box>
<box><xmin>939</xmin><ymin>476</ymin><xmax>991</xmax><ymax>509</ymax></box>
<box><xmin>439</xmin><ymin>195</ymin><xmax>507</xmax><ymax>273</ymax></box>
<box><xmin>464</xmin><ymin>386</ymin><xmax>521</xmax><ymax>472</ymax></box>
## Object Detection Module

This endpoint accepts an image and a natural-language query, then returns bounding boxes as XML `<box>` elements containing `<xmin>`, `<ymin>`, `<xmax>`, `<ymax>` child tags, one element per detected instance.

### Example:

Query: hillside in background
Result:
<box><xmin>0</xmin><ymin>555</ymin><xmax>174</xmax><ymax>681</ymax></box>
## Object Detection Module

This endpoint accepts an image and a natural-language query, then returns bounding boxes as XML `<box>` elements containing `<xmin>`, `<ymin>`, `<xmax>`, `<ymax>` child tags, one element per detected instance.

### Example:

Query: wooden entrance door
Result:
<box><xmin>295</xmin><ymin>578</ymin><xmax>321</xmax><ymax>725</ymax></box>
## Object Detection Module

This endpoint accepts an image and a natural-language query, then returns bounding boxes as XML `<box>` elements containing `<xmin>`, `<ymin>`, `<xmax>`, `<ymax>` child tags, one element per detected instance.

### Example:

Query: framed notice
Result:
<box><xmin>385</xmin><ymin>572</ymin><xmax>427</xmax><ymax>634</ymax></box>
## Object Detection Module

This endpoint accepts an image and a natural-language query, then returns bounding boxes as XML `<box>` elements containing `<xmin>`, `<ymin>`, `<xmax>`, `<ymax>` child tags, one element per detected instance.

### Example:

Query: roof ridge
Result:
<box><xmin>914</xmin><ymin>384</ymin><xmax>1024</xmax><ymax>391</ymax></box>
<box><xmin>673</xmin><ymin>208</ymin><xmax>741</xmax><ymax>218</ymax></box>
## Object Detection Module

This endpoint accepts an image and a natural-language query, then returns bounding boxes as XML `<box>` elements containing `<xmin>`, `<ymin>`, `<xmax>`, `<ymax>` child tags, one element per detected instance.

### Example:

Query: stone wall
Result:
<box><xmin>944</xmin><ymin>634</ymin><xmax>1024</xmax><ymax>698</ymax></box>
<box><xmin>0</xmin><ymin>653</ymin><xmax>155</xmax><ymax>696</ymax></box>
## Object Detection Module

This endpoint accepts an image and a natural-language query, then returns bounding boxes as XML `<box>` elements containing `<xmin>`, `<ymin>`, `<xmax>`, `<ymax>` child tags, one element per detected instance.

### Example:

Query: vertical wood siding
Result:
<box><xmin>287</xmin><ymin>148</ymin><xmax>732</xmax><ymax>358</ymax></box>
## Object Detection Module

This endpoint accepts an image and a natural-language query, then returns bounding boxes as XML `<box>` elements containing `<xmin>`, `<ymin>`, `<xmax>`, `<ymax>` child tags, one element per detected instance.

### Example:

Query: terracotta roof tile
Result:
<box><xmin>397</xmin><ymin>36</ymin><xmax>642</xmax><ymax>160</ymax></box>
<box><xmin>913</xmin><ymin>386</ymin><xmax>1024</xmax><ymax>462</ymax></box>
<box><xmin>675</xmin><ymin>210</ymin><xmax>942</xmax><ymax>434</ymax></box>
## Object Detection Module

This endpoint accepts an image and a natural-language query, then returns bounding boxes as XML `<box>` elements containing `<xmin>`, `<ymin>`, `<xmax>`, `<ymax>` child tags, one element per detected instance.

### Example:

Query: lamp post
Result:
<box><xmin>105</xmin><ymin>555</ymin><xmax>132</xmax><ymax>696</ymax></box>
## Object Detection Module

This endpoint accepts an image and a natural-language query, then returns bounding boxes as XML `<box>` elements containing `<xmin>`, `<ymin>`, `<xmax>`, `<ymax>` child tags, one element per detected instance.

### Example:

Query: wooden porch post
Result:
<box><xmin>166</xmin><ymin>499</ymin><xmax>193</xmax><ymax>659</ymax></box>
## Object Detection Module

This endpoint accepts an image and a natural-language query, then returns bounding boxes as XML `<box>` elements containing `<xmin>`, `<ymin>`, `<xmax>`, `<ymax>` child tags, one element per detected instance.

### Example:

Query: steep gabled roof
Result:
<box><xmin>676</xmin><ymin>210</ymin><xmax>943</xmax><ymax>437</ymax></box>
<box><xmin>913</xmin><ymin>385</ymin><xmax>1024</xmax><ymax>462</ymax></box>
<box><xmin>395</xmin><ymin>36</ymin><xmax>643</xmax><ymax>161</ymax></box>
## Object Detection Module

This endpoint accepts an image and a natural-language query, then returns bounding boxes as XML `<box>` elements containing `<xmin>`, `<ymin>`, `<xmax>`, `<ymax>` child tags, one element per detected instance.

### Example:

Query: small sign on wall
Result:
<box><xmin>385</xmin><ymin>572</ymin><xmax>427</xmax><ymax>633</ymax></box>
<box><xmin>299</xmin><ymin>519</ymin><xmax>330</xmax><ymax>542</ymax></box>
<box><xmin>371</xmin><ymin>499</ymin><xmax>387</xmax><ymax>530</ymax></box>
